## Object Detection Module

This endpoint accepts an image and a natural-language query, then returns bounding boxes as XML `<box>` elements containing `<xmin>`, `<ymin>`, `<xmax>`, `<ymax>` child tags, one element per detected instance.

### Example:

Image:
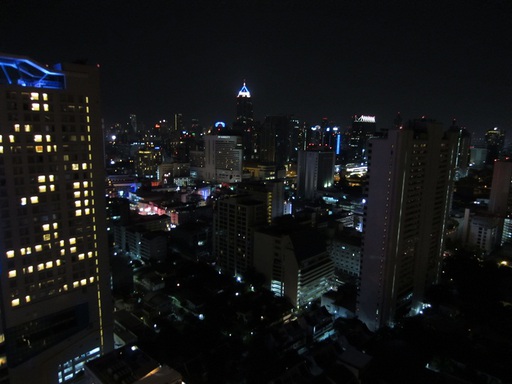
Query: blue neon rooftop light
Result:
<box><xmin>238</xmin><ymin>82</ymin><xmax>251</xmax><ymax>98</ymax></box>
<box><xmin>0</xmin><ymin>54</ymin><xmax>65</xmax><ymax>90</ymax></box>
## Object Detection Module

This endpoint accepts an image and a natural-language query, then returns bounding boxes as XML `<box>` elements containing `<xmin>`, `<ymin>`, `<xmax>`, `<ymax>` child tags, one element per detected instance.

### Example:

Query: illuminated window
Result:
<box><xmin>43</xmin><ymin>104</ymin><xmax>49</xmax><ymax>112</ymax></box>
<box><xmin>11</xmin><ymin>299</ymin><xmax>20</xmax><ymax>307</ymax></box>
<box><xmin>25</xmin><ymin>295</ymin><xmax>31</xmax><ymax>303</ymax></box>
<box><xmin>88</xmin><ymin>251</ymin><xmax>93</xmax><ymax>258</ymax></box>
<box><xmin>70</xmin><ymin>247</ymin><xmax>77</xmax><ymax>254</ymax></box>
<box><xmin>83</xmin><ymin>181</ymin><xmax>89</xmax><ymax>188</ymax></box>
<box><xmin>89</xmin><ymin>276</ymin><xmax>95</xmax><ymax>283</ymax></box>
<box><xmin>35</xmin><ymin>245</ymin><xmax>42</xmax><ymax>252</ymax></box>
<box><xmin>8</xmin><ymin>270</ymin><xmax>16</xmax><ymax>278</ymax></box>
<box><xmin>43</xmin><ymin>234</ymin><xmax>51</xmax><ymax>241</ymax></box>
<box><xmin>0</xmin><ymin>146</ymin><xmax>3</xmax><ymax>154</ymax></box>
<box><xmin>85</xmin><ymin>96</ymin><xmax>89</xmax><ymax>103</ymax></box>
<box><xmin>75</xmin><ymin>210</ymin><xmax>82</xmax><ymax>216</ymax></box>
<box><xmin>49</xmin><ymin>175</ymin><xmax>55</xmax><ymax>182</ymax></box>
<box><xmin>42</xmin><ymin>93</ymin><xmax>48</xmax><ymax>101</ymax></box>
<box><xmin>73</xmin><ymin>182</ymin><xmax>80</xmax><ymax>189</ymax></box>
<box><xmin>14</xmin><ymin>123</ymin><xmax>20</xmax><ymax>132</ymax></box>
<box><xmin>45</xmin><ymin>261</ymin><xmax>53</xmax><ymax>268</ymax></box>
<box><xmin>30</xmin><ymin>196</ymin><xmax>39</xmax><ymax>204</ymax></box>
<box><xmin>73</xmin><ymin>281</ymin><xmax>79</xmax><ymax>288</ymax></box>
<box><xmin>53</xmin><ymin>231</ymin><xmax>58</xmax><ymax>239</ymax></box>
<box><xmin>38</xmin><ymin>175</ymin><xmax>46</xmax><ymax>183</ymax></box>
<box><xmin>31</xmin><ymin>103</ymin><xmax>40</xmax><ymax>111</ymax></box>
<box><xmin>60</xmin><ymin>249</ymin><xmax>65</xmax><ymax>256</ymax></box>
<box><xmin>27</xmin><ymin>266</ymin><xmax>33</xmax><ymax>273</ymax></box>
<box><xmin>74</xmin><ymin>192</ymin><xmax>81</xmax><ymax>198</ymax></box>
<box><xmin>34</xmin><ymin>135</ymin><xmax>43</xmax><ymax>142</ymax></box>
<box><xmin>21</xmin><ymin>197</ymin><xmax>27</xmax><ymax>206</ymax></box>
<box><xmin>59</xmin><ymin>240</ymin><xmax>65</xmax><ymax>247</ymax></box>
<box><xmin>46</xmin><ymin>135</ymin><xmax>51</xmax><ymax>142</ymax></box>
<box><xmin>39</xmin><ymin>186</ymin><xmax>47</xmax><ymax>193</ymax></box>
<box><xmin>6</xmin><ymin>250</ymin><xmax>14</xmax><ymax>259</ymax></box>
<box><xmin>85</xmin><ymin>208</ymin><xmax>90</xmax><ymax>215</ymax></box>
<box><xmin>82</xmin><ymin>163</ymin><xmax>88</xmax><ymax>170</ymax></box>
<box><xmin>72</xmin><ymin>164</ymin><xmax>79</xmax><ymax>170</ymax></box>
<box><xmin>56</xmin><ymin>259</ymin><xmax>61</xmax><ymax>266</ymax></box>
<box><xmin>9</xmin><ymin>135</ymin><xmax>14</xmax><ymax>143</ymax></box>
<box><xmin>24</xmin><ymin>124</ymin><xmax>32</xmax><ymax>132</ymax></box>
<box><xmin>42</xmin><ymin>224</ymin><xmax>50</xmax><ymax>231</ymax></box>
<box><xmin>37</xmin><ymin>264</ymin><xmax>44</xmax><ymax>271</ymax></box>
<box><xmin>50</xmin><ymin>185</ymin><xmax>55</xmax><ymax>191</ymax></box>
<box><xmin>30</xmin><ymin>92</ymin><xmax>39</xmax><ymax>100</ymax></box>
<box><xmin>64</xmin><ymin>155</ymin><xmax>69</xmax><ymax>161</ymax></box>
<box><xmin>46</xmin><ymin>145</ymin><xmax>52</xmax><ymax>152</ymax></box>
<box><xmin>53</xmin><ymin>223</ymin><xmax>58</xmax><ymax>229</ymax></box>
<box><xmin>0</xmin><ymin>136</ymin><xmax>2</xmax><ymax>143</ymax></box>
<box><xmin>75</xmin><ymin>201</ymin><xmax>81</xmax><ymax>207</ymax></box>
<box><xmin>80</xmin><ymin>279</ymin><xmax>87</xmax><ymax>286</ymax></box>
<box><xmin>36</xmin><ymin>146</ymin><xmax>43</xmax><ymax>153</ymax></box>
<box><xmin>69</xmin><ymin>238</ymin><xmax>76</xmax><ymax>245</ymax></box>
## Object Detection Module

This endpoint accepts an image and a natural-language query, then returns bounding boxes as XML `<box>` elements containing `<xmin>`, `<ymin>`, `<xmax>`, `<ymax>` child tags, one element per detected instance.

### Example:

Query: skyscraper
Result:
<box><xmin>296</xmin><ymin>150</ymin><xmax>335</xmax><ymax>200</ymax></box>
<box><xmin>357</xmin><ymin>118</ymin><xmax>457</xmax><ymax>331</ymax></box>
<box><xmin>259</xmin><ymin>115</ymin><xmax>293</xmax><ymax>170</ymax></box>
<box><xmin>489</xmin><ymin>159</ymin><xmax>512</xmax><ymax>245</ymax></box>
<box><xmin>233</xmin><ymin>82</ymin><xmax>255</xmax><ymax>161</ymax></box>
<box><xmin>0</xmin><ymin>54</ymin><xmax>113</xmax><ymax>383</ymax></box>
<box><xmin>346</xmin><ymin>115</ymin><xmax>377</xmax><ymax>164</ymax></box>
<box><xmin>448</xmin><ymin>119</ymin><xmax>471</xmax><ymax>179</ymax></box>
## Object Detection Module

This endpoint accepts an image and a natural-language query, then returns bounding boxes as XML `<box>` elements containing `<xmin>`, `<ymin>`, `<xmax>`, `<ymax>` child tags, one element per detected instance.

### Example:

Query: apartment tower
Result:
<box><xmin>357</xmin><ymin>118</ymin><xmax>457</xmax><ymax>331</ymax></box>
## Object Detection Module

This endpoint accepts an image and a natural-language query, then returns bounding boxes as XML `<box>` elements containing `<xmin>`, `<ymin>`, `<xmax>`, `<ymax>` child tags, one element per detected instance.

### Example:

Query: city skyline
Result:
<box><xmin>1</xmin><ymin>0</ymin><xmax>511</xmax><ymax>137</ymax></box>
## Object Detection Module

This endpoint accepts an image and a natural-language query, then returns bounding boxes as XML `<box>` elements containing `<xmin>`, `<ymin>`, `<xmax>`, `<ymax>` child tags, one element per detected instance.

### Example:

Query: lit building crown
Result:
<box><xmin>238</xmin><ymin>82</ymin><xmax>251</xmax><ymax>98</ymax></box>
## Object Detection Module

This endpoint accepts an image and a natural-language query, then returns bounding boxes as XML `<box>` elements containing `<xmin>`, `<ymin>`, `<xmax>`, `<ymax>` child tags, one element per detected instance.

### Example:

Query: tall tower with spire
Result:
<box><xmin>234</xmin><ymin>81</ymin><xmax>256</xmax><ymax>161</ymax></box>
<box><xmin>236</xmin><ymin>81</ymin><xmax>253</xmax><ymax>125</ymax></box>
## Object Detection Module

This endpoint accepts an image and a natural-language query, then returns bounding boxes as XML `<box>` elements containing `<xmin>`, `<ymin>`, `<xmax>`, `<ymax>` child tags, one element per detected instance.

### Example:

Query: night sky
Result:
<box><xmin>1</xmin><ymin>0</ymin><xmax>511</xmax><ymax>137</ymax></box>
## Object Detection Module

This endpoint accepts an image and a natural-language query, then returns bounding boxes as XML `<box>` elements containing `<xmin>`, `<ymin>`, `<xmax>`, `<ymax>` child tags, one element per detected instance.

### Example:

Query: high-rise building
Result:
<box><xmin>202</xmin><ymin>134</ymin><xmax>243</xmax><ymax>183</ymax></box>
<box><xmin>0</xmin><ymin>53</ymin><xmax>113</xmax><ymax>383</ymax></box>
<box><xmin>213</xmin><ymin>196</ymin><xmax>267</xmax><ymax>278</ymax></box>
<box><xmin>489</xmin><ymin>159</ymin><xmax>512</xmax><ymax>245</ymax></box>
<box><xmin>357</xmin><ymin>118</ymin><xmax>457</xmax><ymax>331</ymax></box>
<box><xmin>448</xmin><ymin>119</ymin><xmax>471</xmax><ymax>179</ymax></box>
<box><xmin>485</xmin><ymin>127</ymin><xmax>505</xmax><ymax>165</ymax></box>
<box><xmin>296</xmin><ymin>150</ymin><xmax>335</xmax><ymax>200</ymax></box>
<box><xmin>346</xmin><ymin>115</ymin><xmax>377</xmax><ymax>164</ymax></box>
<box><xmin>259</xmin><ymin>115</ymin><xmax>293</xmax><ymax>170</ymax></box>
<box><xmin>237</xmin><ymin>180</ymin><xmax>285</xmax><ymax>223</ymax></box>
<box><xmin>233</xmin><ymin>82</ymin><xmax>256</xmax><ymax>161</ymax></box>
<box><xmin>489</xmin><ymin>159</ymin><xmax>512</xmax><ymax>216</ymax></box>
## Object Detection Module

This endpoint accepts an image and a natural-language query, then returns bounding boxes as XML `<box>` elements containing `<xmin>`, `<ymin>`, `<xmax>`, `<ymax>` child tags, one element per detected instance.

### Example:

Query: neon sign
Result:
<box><xmin>354</xmin><ymin>115</ymin><xmax>376</xmax><ymax>123</ymax></box>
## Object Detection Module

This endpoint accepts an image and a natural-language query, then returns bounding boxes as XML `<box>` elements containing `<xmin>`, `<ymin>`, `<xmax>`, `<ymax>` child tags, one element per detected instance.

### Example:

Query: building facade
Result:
<box><xmin>0</xmin><ymin>54</ymin><xmax>113</xmax><ymax>383</ymax></box>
